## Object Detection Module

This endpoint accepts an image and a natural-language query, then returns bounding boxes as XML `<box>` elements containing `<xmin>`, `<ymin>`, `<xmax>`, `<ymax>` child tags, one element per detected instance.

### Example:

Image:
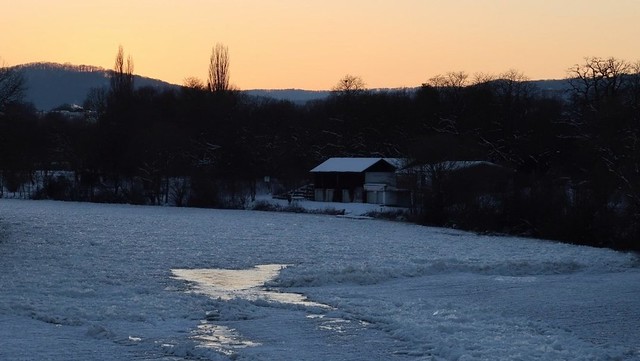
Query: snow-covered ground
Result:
<box><xmin>254</xmin><ymin>194</ymin><xmax>404</xmax><ymax>218</ymax></box>
<box><xmin>0</xmin><ymin>199</ymin><xmax>639</xmax><ymax>361</ymax></box>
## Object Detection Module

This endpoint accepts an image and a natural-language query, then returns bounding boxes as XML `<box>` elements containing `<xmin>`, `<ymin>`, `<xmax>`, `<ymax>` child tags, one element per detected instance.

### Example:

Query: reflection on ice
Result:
<box><xmin>171</xmin><ymin>264</ymin><xmax>329</xmax><ymax>308</ymax></box>
<box><xmin>172</xmin><ymin>264</ymin><xmax>332</xmax><ymax>354</ymax></box>
<box><xmin>173</xmin><ymin>264</ymin><xmax>283</xmax><ymax>293</ymax></box>
<box><xmin>192</xmin><ymin>322</ymin><xmax>260</xmax><ymax>355</ymax></box>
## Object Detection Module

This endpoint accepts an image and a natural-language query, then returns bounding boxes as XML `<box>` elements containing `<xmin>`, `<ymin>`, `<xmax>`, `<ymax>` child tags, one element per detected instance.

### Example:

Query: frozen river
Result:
<box><xmin>0</xmin><ymin>199</ymin><xmax>639</xmax><ymax>360</ymax></box>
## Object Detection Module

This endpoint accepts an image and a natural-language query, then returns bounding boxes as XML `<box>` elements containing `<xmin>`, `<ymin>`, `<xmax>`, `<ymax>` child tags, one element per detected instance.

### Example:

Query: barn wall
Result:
<box><xmin>365</xmin><ymin>172</ymin><xmax>396</xmax><ymax>186</ymax></box>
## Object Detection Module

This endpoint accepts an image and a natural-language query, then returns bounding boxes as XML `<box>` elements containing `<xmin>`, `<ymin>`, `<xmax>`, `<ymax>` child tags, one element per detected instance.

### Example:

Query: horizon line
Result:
<box><xmin>11</xmin><ymin>60</ymin><xmax>570</xmax><ymax>92</ymax></box>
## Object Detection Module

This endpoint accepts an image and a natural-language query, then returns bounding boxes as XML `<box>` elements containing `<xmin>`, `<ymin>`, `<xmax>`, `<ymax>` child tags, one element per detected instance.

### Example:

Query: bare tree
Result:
<box><xmin>183</xmin><ymin>76</ymin><xmax>206</xmax><ymax>91</ymax></box>
<box><xmin>425</xmin><ymin>71</ymin><xmax>469</xmax><ymax>89</ymax></box>
<box><xmin>207</xmin><ymin>43</ymin><xmax>230</xmax><ymax>93</ymax></box>
<box><xmin>332</xmin><ymin>74</ymin><xmax>366</xmax><ymax>95</ymax></box>
<box><xmin>628</xmin><ymin>61</ymin><xmax>640</xmax><ymax>112</ymax></box>
<box><xmin>567</xmin><ymin>56</ymin><xmax>630</xmax><ymax>111</ymax></box>
<box><xmin>493</xmin><ymin>69</ymin><xmax>538</xmax><ymax>124</ymax></box>
<box><xmin>566</xmin><ymin>57</ymin><xmax>640</xmax><ymax>232</ymax></box>
<box><xmin>472</xmin><ymin>72</ymin><xmax>496</xmax><ymax>86</ymax></box>
<box><xmin>423</xmin><ymin>71</ymin><xmax>469</xmax><ymax>128</ymax></box>
<box><xmin>83</xmin><ymin>86</ymin><xmax>108</xmax><ymax>115</ymax></box>
<box><xmin>110</xmin><ymin>45</ymin><xmax>134</xmax><ymax>98</ymax></box>
<box><xmin>424</xmin><ymin>71</ymin><xmax>469</xmax><ymax>103</ymax></box>
<box><xmin>0</xmin><ymin>60</ymin><xmax>26</xmax><ymax>111</ymax></box>
<box><xmin>494</xmin><ymin>69</ymin><xmax>536</xmax><ymax>99</ymax></box>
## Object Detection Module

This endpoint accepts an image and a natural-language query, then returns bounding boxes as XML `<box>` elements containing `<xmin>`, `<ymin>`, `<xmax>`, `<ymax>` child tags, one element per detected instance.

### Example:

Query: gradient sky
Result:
<box><xmin>2</xmin><ymin>0</ymin><xmax>639</xmax><ymax>90</ymax></box>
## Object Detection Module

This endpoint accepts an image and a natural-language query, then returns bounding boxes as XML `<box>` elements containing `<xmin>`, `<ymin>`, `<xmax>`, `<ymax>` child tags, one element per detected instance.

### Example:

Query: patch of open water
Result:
<box><xmin>171</xmin><ymin>264</ymin><xmax>335</xmax><ymax>355</ymax></box>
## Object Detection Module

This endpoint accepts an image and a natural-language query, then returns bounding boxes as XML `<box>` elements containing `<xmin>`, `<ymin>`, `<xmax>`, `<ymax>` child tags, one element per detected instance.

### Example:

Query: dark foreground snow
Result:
<box><xmin>0</xmin><ymin>199</ymin><xmax>638</xmax><ymax>360</ymax></box>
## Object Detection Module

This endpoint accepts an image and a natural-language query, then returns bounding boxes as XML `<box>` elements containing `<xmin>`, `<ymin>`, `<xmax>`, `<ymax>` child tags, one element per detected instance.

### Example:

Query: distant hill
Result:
<box><xmin>532</xmin><ymin>79</ymin><xmax>572</xmax><ymax>98</ymax></box>
<box><xmin>245</xmin><ymin>80</ymin><xmax>572</xmax><ymax>104</ymax></box>
<box><xmin>10</xmin><ymin>62</ymin><xmax>572</xmax><ymax>111</ymax></box>
<box><xmin>12</xmin><ymin>62</ymin><xmax>331</xmax><ymax>110</ymax></box>
<box><xmin>12</xmin><ymin>62</ymin><xmax>179</xmax><ymax>111</ymax></box>
<box><xmin>244</xmin><ymin>89</ymin><xmax>331</xmax><ymax>105</ymax></box>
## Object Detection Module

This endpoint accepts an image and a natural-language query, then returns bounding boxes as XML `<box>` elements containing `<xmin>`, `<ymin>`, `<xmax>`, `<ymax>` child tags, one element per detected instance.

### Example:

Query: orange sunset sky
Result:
<box><xmin>2</xmin><ymin>0</ymin><xmax>639</xmax><ymax>90</ymax></box>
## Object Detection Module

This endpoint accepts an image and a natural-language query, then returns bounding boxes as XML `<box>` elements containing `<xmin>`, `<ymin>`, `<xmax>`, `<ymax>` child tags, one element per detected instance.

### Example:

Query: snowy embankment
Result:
<box><xmin>253</xmin><ymin>194</ymin><xmax>402</xmax><ymax>218</ymax></box>
<box><xmin>0</xmin><ymin>199</ymin><xmax>639</xmax><ymax>361</ymax></box>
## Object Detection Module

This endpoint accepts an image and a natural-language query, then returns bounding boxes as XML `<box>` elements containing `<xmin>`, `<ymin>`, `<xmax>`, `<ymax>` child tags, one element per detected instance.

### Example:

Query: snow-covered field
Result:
<box><xmin>1</xmin><ymin>199</ymin><xmax>639</xmax><ymax>361</ymax></box>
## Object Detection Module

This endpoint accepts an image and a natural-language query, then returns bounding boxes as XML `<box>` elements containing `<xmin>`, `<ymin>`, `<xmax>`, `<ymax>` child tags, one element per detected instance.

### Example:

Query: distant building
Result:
<box><xmin>46</xmin><ymin>104</ymin><xmax>97</xmax><ymax>122</ymax></box>
<box><xmin>310</xmin><ymin>157</ymin><xmax>410</xmax><ymax>206</ymax></box>
<box><xmin>310</xmin><ymin>157</ymin><xmax>511</xmax><ymax>208</ymax></box>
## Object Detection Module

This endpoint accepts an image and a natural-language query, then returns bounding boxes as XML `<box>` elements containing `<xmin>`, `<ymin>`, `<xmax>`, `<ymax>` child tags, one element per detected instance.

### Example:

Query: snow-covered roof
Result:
<box><xmin>382</xmin><ymin>158</ymin><xmax>408</xmax><ymax>169</ymax></box>
<box><xmin>310</xmin><ymin>157</ymin><xmax>399</xmax><ymax>173</ymax></box>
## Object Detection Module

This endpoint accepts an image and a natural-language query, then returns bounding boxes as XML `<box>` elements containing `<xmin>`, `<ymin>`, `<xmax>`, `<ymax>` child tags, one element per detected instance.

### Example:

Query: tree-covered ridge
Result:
<box><xmin>13</xmin><ymin>62</ymin><xmax>108</xmax><ymax>73</ymax></box>
<box><xmin>9</xmin><ymin>61</ymin><xmax>178</xmax><ymax>111</ymax></box>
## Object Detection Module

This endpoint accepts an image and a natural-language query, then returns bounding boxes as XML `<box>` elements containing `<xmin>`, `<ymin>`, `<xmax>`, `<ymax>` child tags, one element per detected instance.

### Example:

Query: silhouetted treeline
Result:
<box><xmin>1</xmin><ymin>57</ymin><xmax>638</xmax><ymax>251</ymax></box>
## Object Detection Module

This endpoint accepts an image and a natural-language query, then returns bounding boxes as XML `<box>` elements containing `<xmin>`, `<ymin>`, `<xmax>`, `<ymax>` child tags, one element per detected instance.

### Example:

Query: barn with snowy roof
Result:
<box><xmin>309</xmin><ymin>157</ymin><xmax>409</xmax><ymax>206</ymax></box>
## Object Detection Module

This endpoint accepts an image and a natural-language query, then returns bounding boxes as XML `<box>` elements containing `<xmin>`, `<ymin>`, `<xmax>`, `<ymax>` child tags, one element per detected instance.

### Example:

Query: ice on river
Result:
<box><xmin>0</xmin><ymin>199</ymin><xmax>639</xmax><ymax>360</ymax></box>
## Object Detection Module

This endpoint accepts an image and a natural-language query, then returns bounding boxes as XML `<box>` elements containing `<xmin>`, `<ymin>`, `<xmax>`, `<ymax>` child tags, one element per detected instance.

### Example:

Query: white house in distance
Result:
<box><xmin>309</xmin><ymin>157</ymin><xmax>409</xmax><ymax>206</ymax></box>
